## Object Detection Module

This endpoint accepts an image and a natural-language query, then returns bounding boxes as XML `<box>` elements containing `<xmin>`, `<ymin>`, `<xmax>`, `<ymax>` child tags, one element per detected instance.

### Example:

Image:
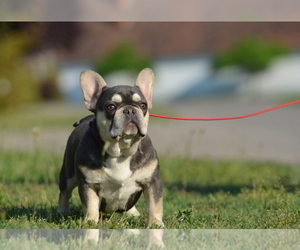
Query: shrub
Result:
<box><xmin>95</xmin><ymin>40</ymin><xmax>152</xmax><ymax>76</ymax></box>
<box><xmin>0</xmin><ymin>27</ymin><xmax>38</xmax><ymax>111</ymax></box>
<box><xmin>215</xmin><ymin>36</ymin><xmax>291</xmax><ymax>72</ymax></box>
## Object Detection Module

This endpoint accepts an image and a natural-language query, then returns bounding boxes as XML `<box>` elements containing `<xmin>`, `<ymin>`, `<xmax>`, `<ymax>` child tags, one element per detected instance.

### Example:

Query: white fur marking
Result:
<box><xmin>132</xmin><ymin>93</ymin><xmax>141</xmax><ymax>102</ymax></box>
<box><xmin>79</xmin><ymin>159</ymin><xmax>158</xmax><ymax>214</ymax></box>
<box><xmin>126</xmin><ymin>206</ymin><xmax>141</xmax><ymax>217</ymax></box>
<box><xmin>112</xmin><ymin>94</ymin><xmax>122</xmax><ymax>103</ymax></box>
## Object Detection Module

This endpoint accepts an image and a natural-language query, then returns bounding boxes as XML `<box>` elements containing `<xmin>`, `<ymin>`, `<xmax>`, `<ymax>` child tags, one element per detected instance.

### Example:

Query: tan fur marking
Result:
<box><xmin>132</xmin><ymin>93</ymin><xmax>141</xmax><ymax>102</ymax></box>
<box><xmin>84</xmin><ymin>187</ymin><xmax>100</xmax><ymax>222</ymax></box>
<box><xmin>143</xmin><ymin>185</ymin><xmax>164</xmax><ymax>227</ymax></box>
<box><xmin>79</xmin><ymin>166</ymin><xmax>106</xmax><ymax>184</ymax></box>
<box><xmin>131</xmin><ymin>159</ymin><xmax>158</xmax><ymax>180</ymax></box>
<box><xmin>112</xmin><ymin>94</ymin><xmax>122</xmax><ymax>103</ymax></box>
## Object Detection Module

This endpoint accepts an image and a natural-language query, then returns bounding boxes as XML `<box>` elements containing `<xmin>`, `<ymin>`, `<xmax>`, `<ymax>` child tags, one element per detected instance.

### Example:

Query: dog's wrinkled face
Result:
<box><xmin>96</xmin><ymin>85</ymin><xmax>149</xmax><ymax>141</ymax></box>
<box><xmin>80</xmin><ymin>68</ymin><xmax>154</xmax><ymax>145</ymax></box>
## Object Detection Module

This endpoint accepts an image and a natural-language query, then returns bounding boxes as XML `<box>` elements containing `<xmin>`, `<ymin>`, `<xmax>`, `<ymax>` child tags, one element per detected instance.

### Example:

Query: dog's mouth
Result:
<box><xmin>124</xmin><ymin>122</ymin><xmax>138</xmax><ymax>135</ymax></box>
<box><xmin>110</xmin><ymin>121</ymin><xmax>146</xmax><ymax>139</ymax></box>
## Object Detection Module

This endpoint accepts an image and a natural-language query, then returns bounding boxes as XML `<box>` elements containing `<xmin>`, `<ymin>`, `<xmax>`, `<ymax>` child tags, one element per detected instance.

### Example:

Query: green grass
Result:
<box><xmin>1</xmin><ymin>151</ymin><xmax>300</xmax><ymax>229</ymax></box>
<box><xmin>0</xmin><ymin>102</ymin><xmax>87</xmax><ymax>131</ymax></box>
<box><xmin>1</xmin><ymin>229</ymin><xmax>300</xmax><ymax>250</ymax></box>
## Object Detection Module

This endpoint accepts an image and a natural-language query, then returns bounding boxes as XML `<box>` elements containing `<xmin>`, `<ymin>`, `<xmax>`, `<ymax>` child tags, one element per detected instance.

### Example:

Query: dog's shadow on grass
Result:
<box><xmin>2</xmin><ymin>205</ymin><xmax>98</xmax><ymax>226</ymax></box>
<box><xmin>167</xmin><ymin>183</ymin><xmax>248</xmax><ymax>196</ymax></box>
<box><xmin>167</xmin><ymin>183</ymin><xmax>299</xmax><ymax>195</ymax></box>
<box><xmin>3</xmin><ymin>205</ymin><xmax>143</xmax><ymax>228</ymax></box>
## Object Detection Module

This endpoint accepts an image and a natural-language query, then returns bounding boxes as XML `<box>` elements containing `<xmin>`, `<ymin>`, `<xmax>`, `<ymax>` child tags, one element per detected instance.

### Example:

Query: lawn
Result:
<box><xmin>1</xmin><ymin>151</ymin><xmax>300</xmax><ymax>229</ymax></box>
<box><xmin>1</xmin><ymin>103</ymin><xmax>300</xmax><ymax>248</ymax></box>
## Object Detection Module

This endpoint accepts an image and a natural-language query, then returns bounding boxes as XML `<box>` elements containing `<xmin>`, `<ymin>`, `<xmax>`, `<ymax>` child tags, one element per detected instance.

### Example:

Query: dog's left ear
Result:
<box><xmin>135</xmin><ymin>68</ymin><xmax>154</xmax><ymax>109</ymax></box>
<box><xmin>80</xmin><ymin>70</ymin><xmax>107</xmax><ymax>111</ymax></box>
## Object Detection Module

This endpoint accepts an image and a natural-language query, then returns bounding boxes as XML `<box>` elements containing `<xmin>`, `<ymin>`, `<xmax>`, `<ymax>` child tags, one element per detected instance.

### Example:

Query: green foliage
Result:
<box><xmin>95</xmin><ymin>40</ymin><xmax>152</xmax><ymax>76</ymax></box>
<box><xmin>215</xmin><ymin>36</ymin><xmax>291</xmax><ymax>72</ymax></box>
<box><xmin>0</xmin><ymin>27</ymin><xmax>38</xmax><ymax>111</ymax></box>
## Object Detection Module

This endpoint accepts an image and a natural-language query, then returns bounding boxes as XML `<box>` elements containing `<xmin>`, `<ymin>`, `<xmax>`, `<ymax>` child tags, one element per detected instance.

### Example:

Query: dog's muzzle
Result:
<box><xmin>110</xmin><ymin>106</ymin><xmax>148</xmax><ymax>139</ymax></box>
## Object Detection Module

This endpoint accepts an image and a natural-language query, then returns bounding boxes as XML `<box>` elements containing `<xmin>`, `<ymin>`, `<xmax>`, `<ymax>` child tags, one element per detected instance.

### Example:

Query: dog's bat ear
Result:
<box><xmin>80</xmin><ymin>70</ymin><xmax>107</xmax><ymax>111</ymax></box>
<box><xmin>135</xmin><ymin>68</ymin><xmax>154</xmax><ymax>109</ymax></box>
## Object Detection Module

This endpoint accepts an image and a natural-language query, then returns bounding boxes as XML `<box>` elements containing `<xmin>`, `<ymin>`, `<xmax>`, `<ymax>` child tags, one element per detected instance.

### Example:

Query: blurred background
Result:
<box><xmin>0</xmin><ymin>22</ymin><xmax>300</xmax><ymax>164</ymax></box>
<box><xmin>1</xmin><ymin>0</ymin><xmax>300</xmax><ymax>21</ymax></box>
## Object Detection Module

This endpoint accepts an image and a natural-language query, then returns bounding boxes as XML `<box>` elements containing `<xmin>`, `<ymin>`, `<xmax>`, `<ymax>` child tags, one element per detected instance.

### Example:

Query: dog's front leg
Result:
<box><xmin>78</xmin><ymin>183</ymin><xmax>100</xmax><ymax>223</ymax></box>
<box><xmin>143</xmin><ymin>179</ymin><xmax>164</xmax><ymax>228</ymax></box>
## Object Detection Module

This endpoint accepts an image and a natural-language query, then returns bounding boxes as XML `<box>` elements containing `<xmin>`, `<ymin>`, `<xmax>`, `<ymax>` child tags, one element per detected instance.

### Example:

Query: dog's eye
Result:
<box><xmin>106</xmin><ymin>104</ymin><xmax>116</xmax><ymax>111</ymax></box>
<box><xmin>140</xmin><ymin>103</ymin><xmax>147</xmax><ymax>109</ymax></box>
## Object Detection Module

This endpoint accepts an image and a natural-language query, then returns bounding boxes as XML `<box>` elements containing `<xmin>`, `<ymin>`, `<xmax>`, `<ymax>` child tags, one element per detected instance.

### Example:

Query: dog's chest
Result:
<box><xmin>103</xmin><ymin>157</ymin><xmax>133</xmax><ymax>183</ymax></box>
<box><xmin>81</xmin><ymin>156</ymin><xmax>143</xmax><ymax>212</ymax></box>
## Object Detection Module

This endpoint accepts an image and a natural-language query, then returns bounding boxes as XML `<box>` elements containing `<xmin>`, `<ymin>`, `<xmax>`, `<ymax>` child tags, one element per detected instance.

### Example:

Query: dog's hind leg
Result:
<box><xmin>58</xmin><ymin>175</ymin><xmax>77</xmax><ymax>214</ymax></box>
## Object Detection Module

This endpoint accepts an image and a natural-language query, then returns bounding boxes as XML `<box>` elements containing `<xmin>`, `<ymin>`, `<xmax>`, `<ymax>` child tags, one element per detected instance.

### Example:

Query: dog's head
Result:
<box><xmin>80</xmin><ymin>68</ymin><xmax>154</xmax><ymax>143</ymax></box>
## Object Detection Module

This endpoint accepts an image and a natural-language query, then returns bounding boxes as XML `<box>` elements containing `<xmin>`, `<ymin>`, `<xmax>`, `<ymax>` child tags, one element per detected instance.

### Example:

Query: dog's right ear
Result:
<box><xmin>80</xmin><ymin>70</ymin><xmax>107</xmax><ymax>111</ymax></box>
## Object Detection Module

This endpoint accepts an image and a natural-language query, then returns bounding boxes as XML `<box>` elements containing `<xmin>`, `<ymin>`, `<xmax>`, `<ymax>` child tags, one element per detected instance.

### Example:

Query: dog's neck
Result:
<box><xmin>103</xmin><ymin>137</ymin><xmax>141</xmax><ymax>158</ymax></box>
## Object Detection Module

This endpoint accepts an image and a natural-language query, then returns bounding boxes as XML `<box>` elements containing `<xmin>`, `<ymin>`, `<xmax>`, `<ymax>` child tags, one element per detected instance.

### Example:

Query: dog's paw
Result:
<box><xmin>147</xmin><ymin>220</ymin><xmax>165</xmax><ymax>229</ymax></box>
<box><xmin>57</xmin><ymin>207</ymin><xmax>70</xmax><ymax>215</ymax></box>
<box><xmin>125</xmin><ymin>206</ymin><xmax>141</xmax><ymax>217</ymax></box>
<box><xmin>146</xmin><ymin>229</ymin><xmax>165</xmax><ymax>249</ymax></box>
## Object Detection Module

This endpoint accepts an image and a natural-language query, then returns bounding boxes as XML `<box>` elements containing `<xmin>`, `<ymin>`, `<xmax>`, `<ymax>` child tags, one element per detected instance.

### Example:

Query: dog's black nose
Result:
<box><xmin>123</xmin><ymin>107</ymin><xmax>136</xmax><ymax>116</ymax></box>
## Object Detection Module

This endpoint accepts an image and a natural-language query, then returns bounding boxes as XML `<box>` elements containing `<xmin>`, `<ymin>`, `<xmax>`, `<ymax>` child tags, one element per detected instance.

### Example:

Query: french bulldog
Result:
<box><xmin>58</xmin><ymin>68</ymin><xmax>163</xmax><ymax>227</ymax></box>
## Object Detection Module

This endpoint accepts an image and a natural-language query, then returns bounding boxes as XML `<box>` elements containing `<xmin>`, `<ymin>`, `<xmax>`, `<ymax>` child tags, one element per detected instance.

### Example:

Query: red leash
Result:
<box><xmin>149</xmin><ymin>100</ymin><xmax>300</xmax><ymax>121</ymax></box>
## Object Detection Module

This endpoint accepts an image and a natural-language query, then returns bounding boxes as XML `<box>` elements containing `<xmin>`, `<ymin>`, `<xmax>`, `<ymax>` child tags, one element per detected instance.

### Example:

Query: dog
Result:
<box><xmin>58</xmin><ymin>68</ymin><xmax>163</xmax><ymax>227</ymax></box>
